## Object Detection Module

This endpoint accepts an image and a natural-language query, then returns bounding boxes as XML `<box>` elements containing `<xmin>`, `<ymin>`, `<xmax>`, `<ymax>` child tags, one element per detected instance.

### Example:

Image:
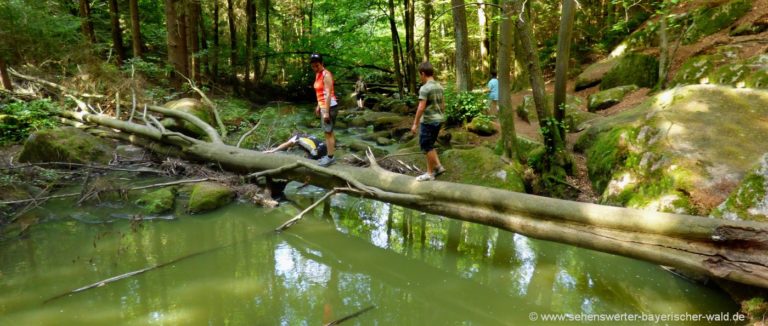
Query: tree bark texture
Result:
<box><xmin>227</xmin><ymin>0</ymin><xmax>239</xmax><ymax>93</ymax></box>
<box><xmin>553</xmin><ymin>0</ymin><xmax>576</xmax><ymax>138</ymax></box>
<box><xmin>78</xmin><ymin>0</ymin><xmax>97</xmax><ymax>44</ymax></box>
<box><xmin>489</xmin><ymin>0</ymin><xmax>499</xmax><ymax>74</ymax></box>
<box><xmin>387</xmin><ymin>0</ymin><xmax>405</xmax><ymax>97</ymax></box>
<box><xmin>212</xmin><ymin>0</ymin><xmax>220</xmax><ymax>81</ymax></box>
<box><xmin>497</xmin><ymin>0</ymin><xmax>518</xmax><ymax>161</ymax></box>
<box><xmin>262</xmin><ymin>0</ymin><xmax>270</xmax><ymax>80</ymax></box>
<box><xmin>658</xmin><ymin>11</ymin><xmax>669</xmax><ymax>89</ymax></box>
<box><xmin>58</xmin><ymin>108</ymin><xmax>768</xmax><ymax>289</ymax></box>
<box><xmin>0</xmin><ymin>58</ymin><xmax>12</xmax><ymax>90</ymax></box>
<box><xmin>478</xmin><ymin>0</ymin><xmax>489</xmax><ymax>76</ymax></box>
<box><xmin>423</xmin><ymin>0</ymin><xmax>432</xmax><ymax>62</ymax></box>
<box><xmin>187</xmin><ymin>0</ymin><xmax>202</xmax><ymax>85</ymax></box>
<box><xmin>451</xmin><ymin>0</ymin><xmax>472</xmax><ymax>91</ymax></box>
<box><xmin>245</xmin><ymin>0</ymin><xmax>255</xmax><ymax>88</ymax></box>
<box><xmin>404</xmin><ymin>0</ymin><xmax>417</xmax><ymax>94</ymax></box>
<box><xmin>129</xmin><ymin>0</ymin><xmax>143</xmax><ymax>58</ymax></box>
<box><xmin>165</xmin><ymin>0</ymin><xmax>187</xmax><ymax>88</ymax></box>
<box><xmin>108</xmin><ymin>0</ymin><xmax>127</xmax><ymax>66</ymax></box>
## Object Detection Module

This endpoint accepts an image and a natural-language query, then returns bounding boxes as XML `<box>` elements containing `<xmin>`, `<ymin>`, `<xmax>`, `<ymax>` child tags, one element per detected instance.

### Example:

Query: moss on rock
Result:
<box><xmin>580</xmin><ymin>85</ymin><xmax>768</xmax><ymax>214</ymax></box>
<box><xmin>18</xmin><ymin>127</ymin><xmax>114</xmax><ymax>164</ymax></box>
<box><xmin>708</xmin><ymin>63</ymin><xmax>751</xmax><ymax>86</ymax></box>
<box><xmin>135</xmin><ymin>187</ymin><xmax>176</xmax><ymax>215</ymax></box>
<box><xmin>711</xmin><ymin>154</ymin><xmax>768</xmax><ymax>222</ymax></box>
<box><xmin>745</xmin><ymin>69</ymin><xmax>768</xmax><ymax>89</ymax></box>
<box><xmin>515</xmin><ymin>94</ymin><xmax>593</xmax><ymax>132</ymax></box>
<box><xmin>587</xmin><ymin>85</ymin><xmax>639</xmax><ymax>112</ymax></box>
<box><xmin>671</xmin><ymin>55</ymin><xmax>724</xmax><ymax>87</ymax></box>
<box><xmin>600</xmin><ymin>53</ymin><xmax>659</xmax><ymax>90</ymax></box>
<box><xmin>575</xmin><ymin>55</ymin><xmax>621</xmax><ymax>91</ymax></box>
<box><xmin>684</xmin><ymin>0</ymin><xmax>752</xmax><ymax>44</ymax></box>
<box><xmin>187</xmin><ymin>182</ymin><xmax>234</xmax><ymax>213</ymax></box>
<box><xmin>440</xmin><ymin>147</ymin><xmax>525</xmax><ymax>192</ymax></box>
<box><xmin>466</xmin><ymin>116</ymin><xmax>497</xmax><ymax>136</ymax></box>
<box><xmin>160</xmin><ymin>98</ymin><xmax>214</xmax><ymax>138</ymax></box>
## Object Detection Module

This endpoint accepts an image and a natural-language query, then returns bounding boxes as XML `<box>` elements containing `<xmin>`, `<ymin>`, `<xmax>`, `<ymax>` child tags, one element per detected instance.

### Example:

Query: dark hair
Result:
<box><xmin>310</xmin><ymin>53</ymin><xmax>323</xmax><ymax>64</ymax></box>
<box><xmin>418</xmin><ymin>61</ymin><xmax>434</xmax><ymax>77</ymax></box>
<box><xmin>491</xmin><ymin>70</ymin><xmax>497</xmax><ymax>78</ymax></box>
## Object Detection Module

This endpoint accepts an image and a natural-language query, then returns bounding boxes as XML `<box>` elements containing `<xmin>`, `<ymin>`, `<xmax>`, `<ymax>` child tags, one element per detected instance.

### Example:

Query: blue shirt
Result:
<box><xmin>487</xmin><ymin>78</ymin><xmax>499</xmax><ymax>101</ymax></box>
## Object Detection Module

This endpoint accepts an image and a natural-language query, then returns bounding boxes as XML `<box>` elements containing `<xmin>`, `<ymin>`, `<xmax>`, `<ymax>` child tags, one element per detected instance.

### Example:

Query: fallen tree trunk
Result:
<box><xmin>59</xmin><ymin>109</ymin><xmax>768</xmax><ymax>289</ymax></box>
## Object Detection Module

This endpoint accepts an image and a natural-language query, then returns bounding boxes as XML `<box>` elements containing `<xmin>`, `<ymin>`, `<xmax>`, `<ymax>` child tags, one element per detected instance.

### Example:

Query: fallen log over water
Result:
<box><xmin>58</xmin><ymin>108</ymin><xmax>768</xmax><ymax>289</ymax></box>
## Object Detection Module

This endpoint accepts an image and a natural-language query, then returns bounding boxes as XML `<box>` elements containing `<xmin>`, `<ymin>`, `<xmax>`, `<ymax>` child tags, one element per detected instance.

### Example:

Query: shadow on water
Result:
<box><xmin>0</xmin><ymin>180</ymin><xmax>741</xmax><ymax>325</ymax></box>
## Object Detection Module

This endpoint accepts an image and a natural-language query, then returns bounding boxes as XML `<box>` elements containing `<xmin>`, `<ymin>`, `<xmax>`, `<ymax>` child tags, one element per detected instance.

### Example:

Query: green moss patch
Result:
<box><xmin>187</xmin><ymin>182</ymin><xmax>234</xmax><ymax>214</ymax></box>
<box><xmin>684</xmin><ymin>0</ymin><xmax>752</xmax><ymax>44</ymax></box>
<box><xmin>708</xmin><ymin>63</ymin><xmax>751</xmax><ymax>86</ymax></box>
<box><xmin>711</xmin><ymin>154</ymin><xmax>768</xmax><ymax>221</ymax></box>
<box><xmin>516</xmin><ymin>94</ymin><xmax>590</xmax><ymax>132</ymax></box>
<box><xmin>440</xmin><ymin>147</ymin><xmax>525</xmax><ymax>192</ymax></box>
<box><xmin>587</xmin><ymin>85</ymin><xmax>639</xmax><ymax>112</ymax></box>
<box><xmin>135</xmin><ymin>187</ymin><xmax>177</xmax><ymax>215</ymax></box>
<box><xmin>18</xmin><ymin>127</ymin><xmax>114</xmax><ymax>164</ymax></box>
<box><xmin>600</xmin><ymin>53</ymin><xmax>659</xmax><ymax>90</ymax></box>
<box><xmin>671</xmin><ymin>55</ymin><xmax>724</xmax><ymax>87</ymax></box>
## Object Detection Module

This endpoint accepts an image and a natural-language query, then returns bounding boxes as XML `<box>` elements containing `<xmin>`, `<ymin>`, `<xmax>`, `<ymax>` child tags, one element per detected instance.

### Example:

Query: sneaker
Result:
<box><xmin>416</xmin><ymin>172</ymin><xmax>435</xmax><ymax>182</ymax></box>
<box><xmin>434</xmin><ymin>165</ymin><xmax>446</xmax><ymax>176</ymax></box>
<box><xmin>317</xmin><ymin>155</ymin><xmax>336</xmax><ymax>167</ymax></box>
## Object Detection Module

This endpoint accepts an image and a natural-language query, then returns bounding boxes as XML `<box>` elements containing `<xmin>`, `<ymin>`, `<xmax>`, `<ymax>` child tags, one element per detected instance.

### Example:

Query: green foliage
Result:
<box><xmin>684</xmin><ymin>0</ymin><xmax>752</xmax><ymax>44</ymax></box>
<box><xmin>444</xmin><ymin>90</ymin><xmax>486</xmax><ymax>125</ymax></box>
<box><xmin>0</xmin><ymin>0</ymin><xmax>81</xmax><ymax>63</ymax></box>
<box><xmin>741</xmin><ymin>297</ymin><xmax>768</xmax><ymax>321</ymax></box>
<box><xmin>0</xmin><ymin>100</ymin><xmax>60</xmax><ymax>144</ymax></box>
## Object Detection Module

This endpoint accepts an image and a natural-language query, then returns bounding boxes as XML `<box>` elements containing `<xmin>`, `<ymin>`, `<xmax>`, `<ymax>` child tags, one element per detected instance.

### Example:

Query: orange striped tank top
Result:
<box><xmin>314</xmin><ymin>69</ymin><xmax>337</xmax><ymax>108</ymax></box>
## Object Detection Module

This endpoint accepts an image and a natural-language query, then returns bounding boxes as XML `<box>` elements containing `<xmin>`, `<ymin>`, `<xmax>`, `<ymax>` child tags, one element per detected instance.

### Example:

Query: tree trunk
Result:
<box><xmin>423</xmin><ymin>0</ymin><xmax>432</xmax><ymax>62</ymax></box>
<box><xmin>58</xmin><ymin>108</ymin><xmax>768</xmax><ymax>290</ymax></box>
<box><xmin>187</xmin><ymin>0</ymin><xmax>202</xmax><ymax>85</ymax></box>
<box><xmin>165</xmin><ymin>0</ymin><xmax>187</xmax><ymax>88</ymax></box>
<box><xmin>404</xmin><ymin>0</ymin><xmax>417</xmax><ymax>94</ymax></box>
<box><xmin>0</xmin><ymin>58</ymin><xmax>12</xmax><ymax>91</ymax></box>
<box><xmin>262</xmin><ymin>0</ymin><xmax>270</xmax><ymax>80</ymax></box>
<box><xmin>78</xmin><ymin>0</ymin><xmax>97</xmax><ymax>44</ymax></box>
<box><xmin>178</xmin><ymin>1</ymin><xmax>189</xmax><ymax>76</ymax></box>
<box><xmin>498</xmin><ymin>0</ymin><xmax>518</xmax><ymax>161</ymax></box>
<box><xmin>387</xmin><ymin>0</ymin><xmax>405</xmax><ymax>97</ymax></box>
<box><xmin>511</xmin><ymin>30</ymin><xmax>529</xmax><ymax>91</ymax></box>
<box><xmin>478</xmin><ymin>0</ymin><xmax>489</xmax><ymax>76</ymax></box>
<box><xmin>212</xmin><ymin>0</ymin><xmax>220</xmax><ymax>82</ymax></box>
<box><xmin>658</xmin><ymin>10</ymin><xmax>669</xmax><ymax>90</ymax></box>
<box><xmin>227</xmin><ymin>0</ymin><xmax>239</xmax><ymax>94</ymax></box>
<box><xmin>199</xmin><ymin>5</ymin><xmax>210</xmax><ymax>80</ymax></box>
<box><xmin>489</xmin><ymin>0</ymin><xmax>499</xmax><ymax>74</ymax></box>
<box><xmin>451</xmin><ymin>0</ymin><xmax>472</xmax><ymax>91</ymax></box>
<box><xmin>245</xmin><ymin>0</ymin><xmax>254</xmax><ymax>88</ymax></box>
<box><xmin>553</xmin><ymin>0</ymin><xmax>576</xmax><ymax>138</ymax></box>
<box><xmin>129</xmin><ymin>0</ymin><xmax>143</xmax><ymax>58</ymax></box>
<box><xmin>108</xmin><ymin>0</ymin><xmax>127</xmax><ymax>66</ymax></box>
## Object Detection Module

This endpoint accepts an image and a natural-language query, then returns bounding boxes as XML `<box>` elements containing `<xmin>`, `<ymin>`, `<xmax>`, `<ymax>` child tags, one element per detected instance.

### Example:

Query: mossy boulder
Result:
<box><xmin>135</xmin><ymin>187</ymin><xmax>176</xmax><ymax>215</ymax></box>
<box><xmin>708</xmin><ymin>63</ymin><xmax>751</xmax><ymax>86</ymax></box>
<box><xmin>447</xmin><ymin>130</ymin><xmax>480</xmax><ymax>146</ymax></box>
<box><xmin>160</xmin><ymin>98</ymin><xmax>214</xmax><ymax>138</ymax></box>
<box><xmin>578</xmin><ymin>85</ymin><xmax>768</xmax><ymax>214</ymax></box>
<box><xmin>745</xmin><ymin>69</ymin><xmax>768</xmax><ymax>89</ymax></box>
<box><xmin>373</xmin><ymin>115</ymin><xmax>407</xmax><ymax>131</ymax></box>
<box><xmin>684</xmin><ymin>0</ymin><xmax>752</xmax><ymax>44</ymax></box>
<box><xmin>187</xmin><ymin>182</ymin><xmax>234</xmax><ymax>213</ymax></box>
<box><xmin>18</xmin><ymin>127</ymin><xmax>114</xmax><ymax>164</ymax></box>
<box><xmin>587</xmin><ymin>85</ymin><xmax>638</xmax><ymax>112</ymax></box>
<box><xmin>730</xmin><ymin>20</ymin><xmax>768</xmax><ymax>36</ymax></box>
<box><xmin>466</xmin><ymin>116</ymin><xmax>497</xmax><ymax>136</ymax></box>
<box><xmin>440</xmin><ymin>147</ymin><xmax>525</xmax><ymax>192</ymax></box>
<box><xmin>710</xmin><ymin>154</ymin><xmax>768</xmax><ymax>222</ymax></box>
<box><xmin>671</xmin><ymin>55</ymin><xmax>724</xmax><ymax>87</ymax></box>
<box><xmin>575</xmin><ymin>55</ymin><xmax>622</xmax><ymax>91</ymax></box>
<box><xmin>600</xmin><ymin>53</ymin><xmax>658</xmax><ymax>90</ymax></box>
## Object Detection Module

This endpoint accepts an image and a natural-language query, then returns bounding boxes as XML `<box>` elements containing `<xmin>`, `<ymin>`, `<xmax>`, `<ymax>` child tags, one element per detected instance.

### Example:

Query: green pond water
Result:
<box><xmin>0</xmin><ymin>182</ymin><xmax>741</xmax><ymax>325</ymax></box>
<box><xmin>0</xmin><ymin>103</ymin><xmax>743</xmax><ymax>325</ymax></box>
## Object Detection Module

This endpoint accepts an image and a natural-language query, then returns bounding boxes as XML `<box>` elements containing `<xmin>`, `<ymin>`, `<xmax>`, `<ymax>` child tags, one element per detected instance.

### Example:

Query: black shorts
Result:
<box><xmin>356</xmin><ymin>93</ymin><xmax>365</xmax><ymax>101</ymax></box>
<box><xmin>419</xmin><ymin>122</ymin><xmax>441</xmax><ymax>153</ymax></box>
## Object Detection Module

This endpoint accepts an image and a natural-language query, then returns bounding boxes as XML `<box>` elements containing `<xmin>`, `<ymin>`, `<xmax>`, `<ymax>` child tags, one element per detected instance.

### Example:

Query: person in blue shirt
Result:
<box><xmin>486</xmin><ymin>71</ymin><xmax>499</xmax><ymax>115</ymax></box>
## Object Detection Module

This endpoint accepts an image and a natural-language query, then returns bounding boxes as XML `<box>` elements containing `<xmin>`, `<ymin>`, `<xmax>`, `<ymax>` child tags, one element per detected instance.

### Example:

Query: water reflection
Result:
<box><xmin>0</xmin><ymin>183</ymin><xmax>740</xmax><ymax>325</ymax></box>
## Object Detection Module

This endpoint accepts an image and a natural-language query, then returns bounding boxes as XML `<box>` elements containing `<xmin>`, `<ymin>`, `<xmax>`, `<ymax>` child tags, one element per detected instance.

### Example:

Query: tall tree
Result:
<box><xmin>0</xmin><ymin>57</ymin><xmax>12</xmax><ymax>91</ymax></box>
<box><xmin>423</xmin><ymin>0</ymin><xmax>432</xmax><ymax>62</ymax></box>
<box><xmin>261</xmin><ymin>0</ymin><xmax>270</xmax><ymax>80</ymax></box>
<box><xmin>187</xmin><ymin>0</ymin><xmax>202</xmax><ymax>84</ymax></box>
<box><xmin>165</xmin><ymin>0</ymin><xmax>187</xmax><ymax>87</ymax></box>
<box><xmin>245</xmin><ymin>0</ymin><xmax>255</xmax><ymax>88</ymax></box>
<box><xmin>108</xmin><ymin>0</ymin><xmax>127</xmax><ymax>66</ymax></box>
<box><xmin>553</xmin><ymin>0</ymin><xmax>576</xmax><ymax>138</ymax></box>
<box><xmin>78</xmin><ymin>0</ymin><xmax>97</xmax><ymax>44</ymax></box>
<box><xmin>387</xmin><ymin>0</ymin><xmax>405</xmax><ymax>97</ymax></box>
<box><xmin>404</xmin><ymin>0</ymin><xmax>417</xmax><ymax>93</ymax></box>
<box><xmin>451</xmin><ymin>0</ymin><xmax>472</xmax><ymax>91</ymax></box>
<box><xmin>658</xmin><ymin>3</ymin><xmax>670</xmax><ymax>90</ymax></box>
<box><xmin>489</xmin><ymin>0</ymin><xmax>499</xmax><ymax>73</ymax></box>
<box><xmin>497</xmin><ymin>0</ymin><xmax>518</xmax><ymax>161</ymax></box>
<box><xmin>478</xmin><ymin>0</ymin><xmax>489</xmax><ymax>75</ymax></box>
<box><xmin>128</xmin><ymin>0</ymin><xmax>142</xmax><ymax>58</ymax></box>
<box><xmin>212</xmin><ymin>0</ymin><xmax>220</xmax><ymax>81</ymax></box>
<box><xmin>227</xmin><ymin>0</ymin><xmax>239</xmax><ymax>93</ymax></box>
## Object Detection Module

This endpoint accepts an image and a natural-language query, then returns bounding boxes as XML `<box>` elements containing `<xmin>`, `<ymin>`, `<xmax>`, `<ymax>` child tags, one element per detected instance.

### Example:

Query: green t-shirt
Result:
<box><xmin>418</xmin><ymin>80</ymin><xmax>445</xmax><ymax>124</ymax></box>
